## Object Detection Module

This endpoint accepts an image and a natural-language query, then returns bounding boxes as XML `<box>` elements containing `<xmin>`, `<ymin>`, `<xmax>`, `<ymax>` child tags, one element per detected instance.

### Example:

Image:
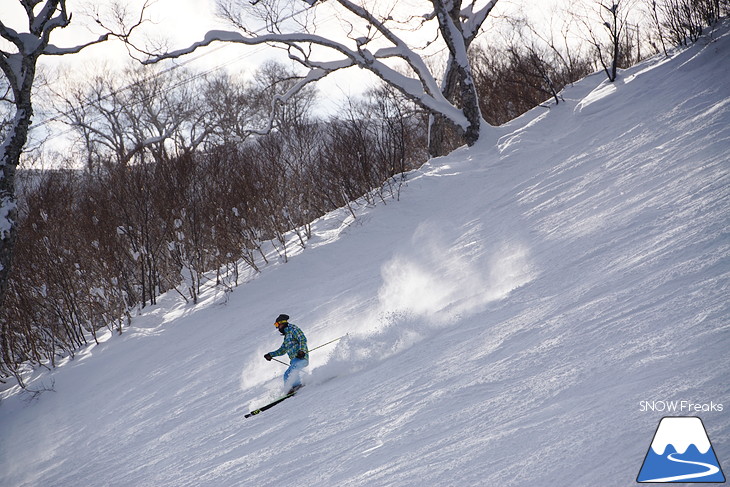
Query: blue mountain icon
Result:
<box><xmin>637</xmin><ymin>417</ymin><xmax>725</xmax><ymax>483</ymax></box>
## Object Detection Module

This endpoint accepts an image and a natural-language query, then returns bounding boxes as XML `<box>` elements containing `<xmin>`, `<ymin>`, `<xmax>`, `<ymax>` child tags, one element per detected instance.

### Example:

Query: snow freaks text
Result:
<box><xmin>639</xmin><ymin>401</ymin><xmax>724</xmax><ymax>413</ymax></box>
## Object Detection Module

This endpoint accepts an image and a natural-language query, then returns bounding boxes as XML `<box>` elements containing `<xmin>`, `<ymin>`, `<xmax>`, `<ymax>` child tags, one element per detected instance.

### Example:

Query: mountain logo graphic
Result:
<box><xmin>637</xmin><ymin>416</ymin><xmax>726</xmax><ymax>483</ymax></box>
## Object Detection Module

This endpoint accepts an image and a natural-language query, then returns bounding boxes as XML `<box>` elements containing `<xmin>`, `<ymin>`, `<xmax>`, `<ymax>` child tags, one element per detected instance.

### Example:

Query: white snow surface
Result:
<box><xmin>1</xmin><ymin>23</ymin><xmax>729</xmax><ymax>487</ymax></box>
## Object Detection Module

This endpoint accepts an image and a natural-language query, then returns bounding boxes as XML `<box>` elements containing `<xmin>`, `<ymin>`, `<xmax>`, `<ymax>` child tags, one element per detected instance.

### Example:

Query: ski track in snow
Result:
<box><xmin>1</xmin><ymin>21</ymin><xmax>729</xmax><ymax>487</ymax></box>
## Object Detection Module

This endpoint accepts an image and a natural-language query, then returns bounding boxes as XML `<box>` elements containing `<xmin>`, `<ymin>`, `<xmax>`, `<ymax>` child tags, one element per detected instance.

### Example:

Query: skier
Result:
<box><xmin>264</xmin><ymin>314</ymin><xmax>309</xmax><ymax>394</ymax></box>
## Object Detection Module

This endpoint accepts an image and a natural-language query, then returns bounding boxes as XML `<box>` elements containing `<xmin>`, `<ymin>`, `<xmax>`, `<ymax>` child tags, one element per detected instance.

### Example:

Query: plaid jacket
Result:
<box><xmin>269</xmin><ymin>324</ymin><xmax>309</xmax><ymax>361</ymax></box>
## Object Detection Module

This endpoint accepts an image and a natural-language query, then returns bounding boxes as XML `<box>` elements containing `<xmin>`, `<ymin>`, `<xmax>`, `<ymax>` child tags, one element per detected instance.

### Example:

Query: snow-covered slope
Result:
<box><xmin>1</xmin><ymin>22</ymin><xmax>729</xmax><ymax>487</ymax></box>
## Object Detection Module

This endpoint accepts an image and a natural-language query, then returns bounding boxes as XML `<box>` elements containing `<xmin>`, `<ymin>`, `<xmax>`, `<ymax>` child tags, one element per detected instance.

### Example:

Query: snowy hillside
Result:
<box><xmin>1</xmin><ymin>22</ymin><xmax>729</xmax><ymax>487</ymax></box>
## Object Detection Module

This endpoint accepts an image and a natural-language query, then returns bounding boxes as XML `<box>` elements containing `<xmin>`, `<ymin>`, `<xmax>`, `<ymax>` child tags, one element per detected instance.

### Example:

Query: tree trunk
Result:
<box><xmin>428</xmin><ymin>1</ymin><xmax>483</xmax><ymax>157</ymax></box>
<box><xmin>0</xmin><ymin>64</ymin><xmax>35</xmax><ymax>309</ymax></box>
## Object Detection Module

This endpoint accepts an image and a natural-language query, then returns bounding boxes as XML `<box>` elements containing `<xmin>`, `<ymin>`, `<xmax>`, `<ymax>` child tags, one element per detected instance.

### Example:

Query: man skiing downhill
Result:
<box><xmin>264</xmin><ymin>314</ymin><xmax>309</xmax><ymax>394</ymax></box>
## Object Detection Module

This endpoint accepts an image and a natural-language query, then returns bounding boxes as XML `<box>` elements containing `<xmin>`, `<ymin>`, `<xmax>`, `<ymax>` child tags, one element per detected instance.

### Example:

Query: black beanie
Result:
<box><xmin>275</xmin><ymin>314</ymin><xmax>289</xmax><ymax>323</ymax></box>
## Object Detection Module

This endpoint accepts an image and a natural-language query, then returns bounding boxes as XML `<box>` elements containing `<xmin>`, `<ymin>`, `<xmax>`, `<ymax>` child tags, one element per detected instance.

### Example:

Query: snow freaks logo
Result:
<box><xmin>637</xmin><ymin>417</ymin><xmax>726</xmax><ymax>483</ymax></box>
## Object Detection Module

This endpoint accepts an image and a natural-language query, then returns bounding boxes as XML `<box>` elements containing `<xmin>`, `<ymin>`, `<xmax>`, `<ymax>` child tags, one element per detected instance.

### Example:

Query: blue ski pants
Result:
<box><xmin>284</xmin><ymin>357</ymin><xmax>308</xmax><ymax>389</ymax></box>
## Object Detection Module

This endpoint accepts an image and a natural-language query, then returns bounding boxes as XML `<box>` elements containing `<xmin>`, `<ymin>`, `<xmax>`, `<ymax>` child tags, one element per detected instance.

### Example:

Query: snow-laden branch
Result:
<box><xmin>0</xmin><ymin>21</ymin><xmax>28</xmax><ymax>54</ymax></box>
<box><xmin>31</xmin><ymin>0</ymin><xmax>62</xmax><ymax>34</ymax></box>
<box><xmin>145</xmin><ymin>23</ymin><xmax>468</xmax><ymax>130</ymax></box>
<box><xmin>460</xmin><ymin>0</ymin><xmax>498</xmax><ymax>42</ymax></box>
<box><xmin>333</xmin><ymin>0</ymin><xmax>444</xmax><ymax>98</ymax></box>
<box><xmin>43</xmin><ymin>33</ymin><xmax>110</xmax><ymax>55</ymax></box>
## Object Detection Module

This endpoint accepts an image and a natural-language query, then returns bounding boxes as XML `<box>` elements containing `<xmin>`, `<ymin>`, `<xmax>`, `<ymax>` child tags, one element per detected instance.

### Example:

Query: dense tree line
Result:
<box><xmin>1</xmin><ymin>0</ymin><xmax>727</xmax><ymax>387</ymax></box>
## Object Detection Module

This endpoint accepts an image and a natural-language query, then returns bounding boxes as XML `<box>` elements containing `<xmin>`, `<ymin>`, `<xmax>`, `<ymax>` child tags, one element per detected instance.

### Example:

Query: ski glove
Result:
<box><xmin>264</xmin><ymin>353</ymin><xmax>272</xmax><ymax>361</ymax></box>
<box><xmin>296</xmin><ymin>350</ymin><xmax>306</xmax><ymax>359</ymax></box>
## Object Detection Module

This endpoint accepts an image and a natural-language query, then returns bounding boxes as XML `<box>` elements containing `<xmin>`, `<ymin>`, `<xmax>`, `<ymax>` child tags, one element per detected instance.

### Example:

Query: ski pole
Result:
<box><xmin>309</xmin><ymin>334</ymin><xmax>347</xmax><ymax>353</ymax></box>
<box><xmin>269</xmin><ymin>334</ymin><xmax>347</xmax><ymax>366</ymax></box>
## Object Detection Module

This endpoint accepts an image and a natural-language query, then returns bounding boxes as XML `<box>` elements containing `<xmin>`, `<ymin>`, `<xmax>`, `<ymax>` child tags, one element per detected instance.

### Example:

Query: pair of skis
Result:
<box><xmin>244</xmin><ymin>387</ymin><xmax>300</xmax><ymax>418</ymax></box>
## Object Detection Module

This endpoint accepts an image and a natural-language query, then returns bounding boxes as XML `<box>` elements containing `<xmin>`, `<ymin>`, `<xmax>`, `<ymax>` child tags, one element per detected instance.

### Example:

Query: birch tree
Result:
<box><xmin>0</xmin><ymin>0</ymin><xmax>142</xmax><ymax>308</ymax></box>
<box><xmin>143</xmin><ymin>0</ymin><xmax>500</xmax><ymax>157</ymax></box>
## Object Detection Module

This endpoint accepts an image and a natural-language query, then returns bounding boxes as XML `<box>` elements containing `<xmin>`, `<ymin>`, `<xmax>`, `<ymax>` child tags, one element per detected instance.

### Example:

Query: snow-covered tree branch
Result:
<box><xmin>142</xmin><ymin>0</ymin><xmax>500</xmax><ymax>156</ymax></box>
